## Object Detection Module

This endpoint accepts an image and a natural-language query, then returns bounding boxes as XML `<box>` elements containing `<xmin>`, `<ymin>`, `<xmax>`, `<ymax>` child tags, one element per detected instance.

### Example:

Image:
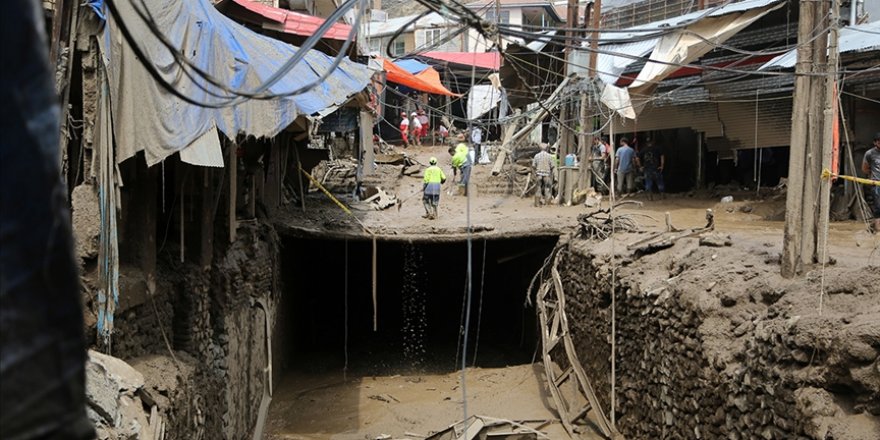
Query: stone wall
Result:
<box><xmin>557</xmin><ymin>235</ymin><xmax>879</xmax><ymax>439</ymax></box>
<box><xmin>83</xmin><ymin>221</ymin><xmax>282</xmax><ymax>440</ymax></box>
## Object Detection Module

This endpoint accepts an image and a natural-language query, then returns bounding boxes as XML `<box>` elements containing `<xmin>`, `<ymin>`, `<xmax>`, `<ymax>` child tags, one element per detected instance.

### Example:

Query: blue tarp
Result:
<box><xmin>100</xmin><ymin>0</ymin><xmax>371</xmax><ymax>166</ymax></box>
<box><xmin>394</xmin><ymin>59</ymin><xmax>431</xmax><ymax>75</ymax></box>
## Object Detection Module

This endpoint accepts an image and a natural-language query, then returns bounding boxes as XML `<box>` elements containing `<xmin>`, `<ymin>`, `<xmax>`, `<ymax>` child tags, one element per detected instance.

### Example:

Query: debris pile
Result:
<box><xmin>86</xmin><ymin>350</ymin><xmax>167</xmax><ymax>440</ymax></box>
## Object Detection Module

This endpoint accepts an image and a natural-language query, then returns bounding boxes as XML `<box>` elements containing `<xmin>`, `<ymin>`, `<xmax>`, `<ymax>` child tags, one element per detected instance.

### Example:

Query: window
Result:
<box><xmin>485</xmin><ymin>10</ymin><xmax>510</xmax><ymax>24</ymax></box>
<box><xmin>424</xmin><ymin>29</ymin><xmax>443</xmax><ymax>48</ymax></box>
<box><xmin>391</xmin><ymin>39</ymin><xmax>406</xmax><ymax>56</ymax></box>
<box><xmin>369</xmin><ymin>39</ymin><xmax>381</xmax><ymax>54</ymax></box>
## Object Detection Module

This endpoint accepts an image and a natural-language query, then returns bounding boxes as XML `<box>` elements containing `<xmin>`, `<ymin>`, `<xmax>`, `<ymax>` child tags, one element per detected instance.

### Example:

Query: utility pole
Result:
<box><xmin>817</xmin><ymin>0</ymin><xmax>840</xmax><ymax>266</ymax></box>
<box><xmin>580</xmin><ymin>0</ymin><xmax>602</xmax><ymax>193</ymax></box>
<box><xmin>782</xmin><ymin>0</ymin><xmax>834</xmax><ymax>277</ymax></box>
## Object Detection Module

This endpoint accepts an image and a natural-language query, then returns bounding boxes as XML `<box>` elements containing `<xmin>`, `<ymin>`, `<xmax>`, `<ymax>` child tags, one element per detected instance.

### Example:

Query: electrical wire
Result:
<box><xmin>104</xmin><ymin>0</ymin><xmax>364</xmax><ymax>108</ymax></box>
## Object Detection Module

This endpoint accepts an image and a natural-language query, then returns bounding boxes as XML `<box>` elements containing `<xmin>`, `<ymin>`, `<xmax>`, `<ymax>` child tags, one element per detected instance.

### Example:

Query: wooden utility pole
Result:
<box><xmin>817</xmin><ymin>0</ymin><xmax>840</xmax><ymax>265</ymax></box>
<box><xmin>580</xmin><ymin>0</ymin><xmax>602</xmax><ymax>193</ymax></box>
<box><xmin>782</xmin><ymin>0</ymin><xmax>834</xmax><ymax>277</ymax></box>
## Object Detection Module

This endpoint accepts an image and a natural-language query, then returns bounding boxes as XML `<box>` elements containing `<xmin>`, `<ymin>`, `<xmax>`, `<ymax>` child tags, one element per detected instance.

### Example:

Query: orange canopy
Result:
<box><xmin>382</xmin><ymin>59</ymin><xmax>459</xmax><ymax>97</ymax></box>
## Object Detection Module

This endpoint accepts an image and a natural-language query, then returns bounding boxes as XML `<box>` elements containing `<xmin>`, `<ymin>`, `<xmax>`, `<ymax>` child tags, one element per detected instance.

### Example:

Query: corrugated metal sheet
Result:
<box><xmin>614</xmin><ymin>101</ymin><xmax>724</xmax><ymax>137</ymax></box>
<box><xmin>614</xmin><ymin>95</ymin><xmax>793</xmax><ymax>151</ymax></box>
<box><xmin>716</xmin><ymin>97</ymin><xmax>792</xmax><ymax>149</ymax></box>
<box><xmin>761</xmin><ymin>21</ymin><xmax>880</xmax><ymax>70</ymax></box>
<box><xmin>594</xmin><ymin>39</ymin><xmax>657</xmax><ymax>84</ymax></box>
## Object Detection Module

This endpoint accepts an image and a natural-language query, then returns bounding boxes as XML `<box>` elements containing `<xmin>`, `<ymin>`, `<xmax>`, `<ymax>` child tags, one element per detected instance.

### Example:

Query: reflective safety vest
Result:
<box><xmin>452</xmin><ymin>143</ymin><xmax>470</xmax><ymax>169</ymax></box>
<box><xmin>423</xmin><ymin>165</ymin><xmax>446</xmax><ymax>195</ymax></box>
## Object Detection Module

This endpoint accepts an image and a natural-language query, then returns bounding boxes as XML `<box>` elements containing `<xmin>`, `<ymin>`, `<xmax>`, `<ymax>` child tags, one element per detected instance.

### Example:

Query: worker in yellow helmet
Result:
<box><xmin>451</xmin><ymin>135</ymin><xmax>472</xmax><ymax>196</ymax></box>
<box><xmin>423</xmin><ymin>157</ymin><xmax>447</xmax><ymax>219</ymax></box>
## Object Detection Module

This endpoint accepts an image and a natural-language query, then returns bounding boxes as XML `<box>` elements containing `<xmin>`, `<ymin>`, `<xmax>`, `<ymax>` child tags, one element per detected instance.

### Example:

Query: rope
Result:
<box><xmin>344</xmin><ymin>239</ymin><xmax>349</xmax><ymax>380</ymax></box>
<box><xmin>471</xmin><ymin>239</ymin><xmax>488</xmax><ymax>367</ymax></box>
<box><xmin>821</xmin><ymin>168</ymin><xmax>880</xmax><ymax>187</ymax></box>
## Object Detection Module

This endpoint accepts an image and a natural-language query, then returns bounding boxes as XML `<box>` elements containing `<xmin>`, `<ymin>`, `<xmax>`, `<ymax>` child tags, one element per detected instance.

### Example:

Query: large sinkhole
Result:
<box><xmin>278</xmin><ymin>235</ymin><xmax>558</xmax><ymax>376</ymax></box>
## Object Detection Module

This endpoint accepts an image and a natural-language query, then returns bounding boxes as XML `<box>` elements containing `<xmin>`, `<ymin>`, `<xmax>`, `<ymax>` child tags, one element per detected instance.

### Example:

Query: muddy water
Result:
<box><xmin>401</xmin><ymin>243</ymin><xmax>427</xmax><ymax>367</ymax></box>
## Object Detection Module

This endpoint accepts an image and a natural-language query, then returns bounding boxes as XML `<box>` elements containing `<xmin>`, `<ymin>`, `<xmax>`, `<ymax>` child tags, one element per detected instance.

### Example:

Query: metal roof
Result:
<box><xmin>759</xmin><ymin>21</ymin><xmax>880</xmax><ymax>70</ymax></box>
<box><xmin>220</xmin><ymin>0</ymin><xmax>353</xmax><ymax>41</ymax></box>
<box><xmin>598</xmin><ymin>0</ymin><xmax>783</xmax><ymax>43</ymax></box>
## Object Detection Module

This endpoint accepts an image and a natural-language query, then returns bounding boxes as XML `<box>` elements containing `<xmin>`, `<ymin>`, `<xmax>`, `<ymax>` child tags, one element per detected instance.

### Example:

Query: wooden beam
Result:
<box><xmin>782</xmin><ymin>0</ymin><xmax>817</xmax><ymax>277</ymax></box>
<box><xmin>228</xmin><ymin>143</ymin><xmax>237</xmax><ymax>243</ymax></box>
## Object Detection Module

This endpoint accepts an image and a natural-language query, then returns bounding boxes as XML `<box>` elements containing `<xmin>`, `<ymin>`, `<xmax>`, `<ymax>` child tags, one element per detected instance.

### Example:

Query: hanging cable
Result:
<box><xmin>471</xmin><ymin>239</ymin><xmax>487</xmax><ymax>367</ymax></box>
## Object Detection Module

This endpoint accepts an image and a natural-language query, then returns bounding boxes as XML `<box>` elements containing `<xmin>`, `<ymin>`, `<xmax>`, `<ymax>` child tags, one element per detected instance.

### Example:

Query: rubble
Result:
<box><xmin>86</xmin><ymin>350</ymin><xmax>166</xmax><ymax>440</ymax></box>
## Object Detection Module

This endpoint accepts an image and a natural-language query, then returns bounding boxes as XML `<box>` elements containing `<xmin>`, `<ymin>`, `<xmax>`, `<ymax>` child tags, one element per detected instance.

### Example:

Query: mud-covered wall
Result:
<box><xmin>81</xmin><ymin>222</ymin><xmax>281</xmax><ymax>440</ymax></box>
<box><xmin>558</xmin><ymin>236</ymin><xmax>880</xmax><ymax>439</ymax></box>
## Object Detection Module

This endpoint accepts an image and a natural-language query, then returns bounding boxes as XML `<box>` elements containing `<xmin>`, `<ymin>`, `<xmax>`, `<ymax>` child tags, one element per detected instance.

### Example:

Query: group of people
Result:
<box><xmin>421</xmin><ymin>134</ymin><xmax>474</xmax><ymax>219</ymax></box>
<box><xmin>399</xmin><ymin>109</ymin><xmax>430</xmax><ymax>147</ymax></box>
<box><xmin>587</xmin><ymin>136</ymin><xmax>666</xmax><ymax>199</ymax></box>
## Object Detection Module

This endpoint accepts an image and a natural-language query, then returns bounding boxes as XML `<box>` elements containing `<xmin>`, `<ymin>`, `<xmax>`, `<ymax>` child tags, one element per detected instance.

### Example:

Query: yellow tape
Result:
<box><xmin>821</xmin><ymin>168</ymin><xmax>880</xmax><ymax>187</ymax></box>
<box><xmin>299</xmin><ymin>165</ymin><xmax>375</xmax><ymax>235</ymax></box>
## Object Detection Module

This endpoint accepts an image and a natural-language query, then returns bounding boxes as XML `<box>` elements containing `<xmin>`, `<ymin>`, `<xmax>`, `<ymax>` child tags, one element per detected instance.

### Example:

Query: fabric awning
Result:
<box><xmin>101</xmin><ymin>0</ymin><xmax>371</xmax><ymax>166</ymax></box>
<box><xmin>419</xmin><ymin>52</ymin><xmax>501</xmax><ymax>70</ymax></box>
<box><xmin>395</xmin><ymin>59</ymin><xmax>431</xmax><ymax>75</ymax></box>
<box><xmin>218</xmin><ymin>0</ymin><xmax>353</xmax><ymax>41</ymax></box>
<box><xmin>382</xmin><ymin>59</ymin><xmax>459</xmax><ymax>96</ymax></box>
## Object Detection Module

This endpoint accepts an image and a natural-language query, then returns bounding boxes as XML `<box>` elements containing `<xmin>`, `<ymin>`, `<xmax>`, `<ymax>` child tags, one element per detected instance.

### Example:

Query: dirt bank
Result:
<box><xmin>556</xmin><ymin>230</ymin><xmax>880</xmax><ymax>439</ymax></box>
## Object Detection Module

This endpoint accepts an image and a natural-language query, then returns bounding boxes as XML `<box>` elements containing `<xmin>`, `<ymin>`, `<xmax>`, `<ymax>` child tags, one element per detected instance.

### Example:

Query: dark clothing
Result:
<box><xmin>638</xmin><ymin>145</ymin><xmax>664</xmax><ymax>173</ymax></box>
<box><xmin>1</xmin><ymin>1</ymin><xmax>93</xmax><ymax>439</ymax></box>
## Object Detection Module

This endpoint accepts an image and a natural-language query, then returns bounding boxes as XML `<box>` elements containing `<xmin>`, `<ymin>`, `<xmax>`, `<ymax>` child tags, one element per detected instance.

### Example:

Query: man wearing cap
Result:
<box><xmin>410</xmin><ymin>112</ymin><xmax>422</xmax><ymax>146</ymax></box>
<box><xmin>862</xmin><ymin>132</ymin><xmax>880</xmax><ymax>232</ymax></box>
<box><xmin>423</xmin><ymin>157</ymin><xmax>447</xmax><ymax>219</ymax></box>
<box><xmin>399</xmin><ymin>112</ymin><xmax>410</xmax><ymax>148</ymax></box>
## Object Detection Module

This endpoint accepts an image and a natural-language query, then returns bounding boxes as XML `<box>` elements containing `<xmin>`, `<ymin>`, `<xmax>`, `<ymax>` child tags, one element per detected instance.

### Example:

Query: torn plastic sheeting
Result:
<box><xmin>100</xmin><ymin>0</ymin><xmax>371</xmax><ymax>167</ymax></box>
<box><xmin>594</xmin><ymin>38</ymin><xmax>658</xmax><ymax>85</ymax></box>
<box><xmin>628</xmin><ymin>2</ymin><xmax>783</xmax><ymax>92</ymax></box>
<box><xmin>601</xmin><ymin>84</ymin><xmax>636</xmax><ymax>120</ymax></box>
<box><xmin>179</xmin><ymin>126</ymin><xmax>225</xmax><ymax>168</ymax></box>
<box><xmin>467</xmin><ymin>84</ymin><xmax>503</xmax><ymax>120</ymax></box>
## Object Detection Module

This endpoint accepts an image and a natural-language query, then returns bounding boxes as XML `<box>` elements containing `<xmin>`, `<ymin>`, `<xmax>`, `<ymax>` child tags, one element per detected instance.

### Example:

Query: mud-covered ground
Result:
<box><xmin>265</xmin><ymin>364</ymin><xmax>578</xmax><ymax>440</ymax></box>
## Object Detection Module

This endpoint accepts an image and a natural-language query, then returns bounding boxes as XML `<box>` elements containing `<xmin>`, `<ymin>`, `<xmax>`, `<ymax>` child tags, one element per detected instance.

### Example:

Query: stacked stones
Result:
<box><xmin>556</xmin><ymin>237</ymin><xmax>879</xmax><ymax>439</ymax></box>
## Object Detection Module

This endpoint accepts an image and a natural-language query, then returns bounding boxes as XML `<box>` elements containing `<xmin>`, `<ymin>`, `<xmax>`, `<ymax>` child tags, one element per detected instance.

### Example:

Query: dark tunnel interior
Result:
<box><xmin>278</xmin><ymin>235</ymin><xmax>558</xmax><ymax>376</ymax></box>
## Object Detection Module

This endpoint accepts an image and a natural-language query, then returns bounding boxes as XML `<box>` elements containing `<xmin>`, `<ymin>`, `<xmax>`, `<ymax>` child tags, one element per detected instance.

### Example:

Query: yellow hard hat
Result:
<box><xmin>429</xmin><ymin>157</ymin><xmax>438</xmax><ymax>165</ymax></box>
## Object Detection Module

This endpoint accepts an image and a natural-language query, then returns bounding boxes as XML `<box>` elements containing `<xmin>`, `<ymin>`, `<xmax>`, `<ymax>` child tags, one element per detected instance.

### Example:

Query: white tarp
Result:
<box><xmin>629</xmin><ymin>3</ymin><xmax>783</xmax><ymax>92</ymax></box>
<box><xmin>592</xmin><ymin>0</ymin><xmax>783</xmax><ymax>108</ymax></box>
<box><xmin>600</xmin><ymin>84</ymin><xmax>637</xmax><ymax>120</ymax></box>
<box><xmin>468</xmin><ymin>84</ymin><xmax>503</xmax><ymax>120</ymax></box>
<box><xmin>179</xmin><ymin>127</ymin><xmax>225</xmax><ymax>167</ymax></box>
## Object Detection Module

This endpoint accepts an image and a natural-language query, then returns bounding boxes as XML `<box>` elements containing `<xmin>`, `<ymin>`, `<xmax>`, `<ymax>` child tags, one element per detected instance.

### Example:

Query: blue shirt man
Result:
<box><xmin>615</xmin><ymin>138</ymin><xmax>636</xmax><ymax>194</ymax></box>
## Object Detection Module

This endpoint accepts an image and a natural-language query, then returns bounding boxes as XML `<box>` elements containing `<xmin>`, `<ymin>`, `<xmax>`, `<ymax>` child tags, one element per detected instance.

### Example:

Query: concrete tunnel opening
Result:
<box><xmin>277</xmin><ymin>235</ymin><xmax>559</xmax><ymax>377</ymax></box>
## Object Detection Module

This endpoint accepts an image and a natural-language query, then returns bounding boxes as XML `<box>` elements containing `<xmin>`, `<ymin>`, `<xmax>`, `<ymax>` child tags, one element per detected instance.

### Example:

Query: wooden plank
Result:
<box><xmin>228</xmin><ymin>143</ymin><xmax>237</xmax><ymax>243</ymax></box>
<box><xmin>554</xmin><ymin>366</ymin><xmax>574</xmax><ymax>388</ymax></box>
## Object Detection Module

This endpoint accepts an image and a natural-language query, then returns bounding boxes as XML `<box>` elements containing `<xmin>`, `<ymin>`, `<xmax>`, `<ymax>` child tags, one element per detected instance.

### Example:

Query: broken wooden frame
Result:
<box><xmin>535</xmin><ymin>251</ymin><xmax>624</xmax><ymax>440</ymax></box>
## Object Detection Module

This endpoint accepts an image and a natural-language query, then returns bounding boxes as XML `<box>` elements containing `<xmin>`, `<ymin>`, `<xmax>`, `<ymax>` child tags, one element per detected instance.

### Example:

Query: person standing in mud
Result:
<box><xmin>422</xmin><ymin>157</ymin><xmax>447</xmax><ymax>219</ymax></box>
<box><xmin>1</xmin><ymin>0</ymin><xmax>93</xmax><ymax>438</ymax></box>
<box><xmin>451</xmin><ymin>137</ymin><xmax>472</xmax><ymax>196</ymax></box>
<box><xmin>636</xmin><ymin>138</ymin><xmax>666</xmax><ymax>200</ymax></box>
<box><xmin>862</xmin><ymin>132</ymin><xmax>880</xmax><ymax>233</ymax></box>
<box><xmin>533</xmin><ymin>144</ymin><xmax>556</xmax><ymax>206</ymax></box>
<box><xmin>410</xmin><ymin>112</ymin><xmax>422</xmax><ymax>147</ymax></box>
<box><xmin>399</xmin><ymin>112</ymin><xmax>410</xmax><ymax>148</ymax></box>
<box><xmin>615</xmin><ymin>137</ymin><xmax>636</xmax><ymax>195</ymax></box>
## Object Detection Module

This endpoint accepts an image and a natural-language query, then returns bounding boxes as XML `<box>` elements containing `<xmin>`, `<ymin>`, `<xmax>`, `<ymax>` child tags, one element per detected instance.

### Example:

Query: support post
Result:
<box><xmin>228</xmin><ymin>143</ymin><xmax>238</xmax><ymax>243</ymax></box>
<box><xmin>782</xmin><ymin>0</ymin><xmax>816</xmax><ymax>277</ymax></box>
<box><xmin>817</xmin><ymin>0</ymin><xmax>840</xmax><ymax>264</ymax></box>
